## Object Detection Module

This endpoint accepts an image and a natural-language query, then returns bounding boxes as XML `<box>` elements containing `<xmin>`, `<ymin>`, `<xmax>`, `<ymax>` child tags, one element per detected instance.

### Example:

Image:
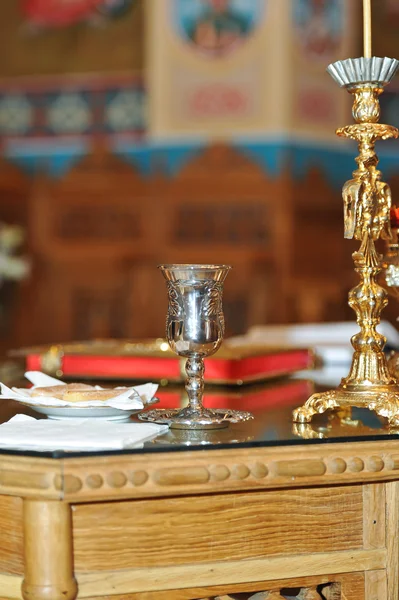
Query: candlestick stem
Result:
<box><xmin>293</xmin><ymin>79</ymin><xmax>399</xmax><ymax>428</ymax></box>
<box><xmin>363</xmin><ymin>0</ymin><xmax>372</xmax><ymax>58</ymax></box>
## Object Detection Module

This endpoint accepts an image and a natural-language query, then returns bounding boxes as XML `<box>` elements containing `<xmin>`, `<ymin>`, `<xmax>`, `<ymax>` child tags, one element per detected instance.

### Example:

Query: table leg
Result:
<box><xmin>21</xmin><ymin>499</ymin><xmax>78</xmax><ymax>600</ymax></box>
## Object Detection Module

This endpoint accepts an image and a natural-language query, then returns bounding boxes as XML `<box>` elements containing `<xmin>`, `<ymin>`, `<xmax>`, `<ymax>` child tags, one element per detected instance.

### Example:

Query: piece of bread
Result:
<box><xmin>31</xmin><ymin>383</ymin><xmax>93</xmax><ymax>399</ymax></box>
<box><xmin>63</xmin><ymin>389</ymin><xmax>123</xmax><ymax>403</ymax></box>
<box><xmin>63</xmin><ymin>383</ymin><xmax>94</xmax><ymax>391</ymax></box>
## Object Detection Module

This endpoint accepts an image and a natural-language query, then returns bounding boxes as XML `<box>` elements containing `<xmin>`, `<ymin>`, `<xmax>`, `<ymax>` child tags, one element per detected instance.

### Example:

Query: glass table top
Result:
<box><xmin>1</xmin><ymin>368</ymin><xmax>399</xmax><ymax>458</ymax></box>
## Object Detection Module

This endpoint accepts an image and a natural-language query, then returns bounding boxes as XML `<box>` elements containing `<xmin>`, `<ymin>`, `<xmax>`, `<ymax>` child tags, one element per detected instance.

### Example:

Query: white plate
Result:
<box><xmin>24</xmin><ymin>397</ymin><xmax>159</xmax><ymax>421</ymax></box>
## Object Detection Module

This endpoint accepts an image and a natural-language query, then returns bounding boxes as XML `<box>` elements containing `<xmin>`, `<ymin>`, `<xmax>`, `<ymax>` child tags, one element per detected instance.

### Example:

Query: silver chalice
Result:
<box><xmin>139</xmin><ymin>264</ymin><xmax>253</xmax><ymax>429</ymax></box>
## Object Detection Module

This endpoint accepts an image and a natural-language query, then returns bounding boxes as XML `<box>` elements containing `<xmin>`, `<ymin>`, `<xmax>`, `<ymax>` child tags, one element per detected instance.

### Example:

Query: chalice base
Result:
<box><xmin>292</xmin><ymin>384</ymin><xmax>399</xmax><ymax>428</ymax></box>
<box><xmin>139</xmin><ymin>407</ymin><xmax>253</xmax><ymax>430</ymax></box>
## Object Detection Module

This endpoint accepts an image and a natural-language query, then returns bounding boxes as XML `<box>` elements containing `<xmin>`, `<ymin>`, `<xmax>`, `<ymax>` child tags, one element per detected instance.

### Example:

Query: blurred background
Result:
<box><xmin>0</xmin><ymin>0</ymin><xmax>398</xmax><ymax>357</ymax></box>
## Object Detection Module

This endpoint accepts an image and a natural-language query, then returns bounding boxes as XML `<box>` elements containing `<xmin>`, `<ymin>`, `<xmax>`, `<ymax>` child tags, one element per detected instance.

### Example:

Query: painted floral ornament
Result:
<box><xmin>20</xmin><ymin>0</ymin><xmax>135</xmax><ymax>30</ymax></box>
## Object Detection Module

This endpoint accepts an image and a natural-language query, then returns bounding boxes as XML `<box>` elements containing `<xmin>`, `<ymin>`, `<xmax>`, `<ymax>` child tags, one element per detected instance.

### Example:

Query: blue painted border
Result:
<box><xmin>3</xmin><ymin>136</ymin><xmax>399</xmax><ymax>187</ymax></box>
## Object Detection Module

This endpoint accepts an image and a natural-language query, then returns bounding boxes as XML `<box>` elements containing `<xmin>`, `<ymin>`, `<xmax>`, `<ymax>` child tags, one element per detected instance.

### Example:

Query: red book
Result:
<box><xmin>13</xmin><ymin>339</ymin><xmax>314</xmax><ymax>386</ymax></box>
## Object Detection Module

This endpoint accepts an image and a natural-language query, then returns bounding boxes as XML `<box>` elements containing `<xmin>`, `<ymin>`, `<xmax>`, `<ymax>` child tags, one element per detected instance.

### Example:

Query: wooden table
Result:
<box><xmin>0</xmin><ymin>380</ymin><xmax>399</xmax><ymax>600</ymax></box>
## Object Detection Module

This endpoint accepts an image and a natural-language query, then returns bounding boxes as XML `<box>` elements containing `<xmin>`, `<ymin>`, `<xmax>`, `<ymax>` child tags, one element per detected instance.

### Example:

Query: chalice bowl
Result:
<box><xmin>139</xmin><ymin>264</ymin><xmax>253</xmax><ymax>430</ymax></box>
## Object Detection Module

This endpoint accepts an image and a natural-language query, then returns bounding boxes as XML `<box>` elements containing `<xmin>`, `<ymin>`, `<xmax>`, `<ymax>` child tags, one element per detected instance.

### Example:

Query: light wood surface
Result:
<box><xmin>0</xmin><ymin>573</ymin><xmax>22</xmax><ymax>599</ymax></box>
<box><xmin>364</xmin><ymin>569</ymin><xmax>387</xmax><ymax>599</ymax></box>
<box><xmin>80</xmin><ymin>572</ymin><xmax>365</xmax><ymax>600</ymax></box>
<box><xmin>74</xmin><ymin>549</ymin><xmax>385</xmax><ymax>597</ymax></box>
<box><xmin>1</xmin><ymin>437</ymin><xmax>399</xmax><ymax>598</ymax></box>
<box><xmin>363</xmin><ymin>483</ymin><xmax>385</xmax><ymax>550</ymax></box>
<box><xmin>0</xmin><ymin>572</ymin><xmax>366</xmax><ymax>600</ymax></box>
<box><xmin>0</xmin><ymin>496</ymin><xmax>23</xmax><ymax>576</ymax></box>
<box><xmin>386</xmin><ymin>481</ymin><xmax>399</xmax><ymax>600</ymax></box>
<box><xmin>72</xmin><ymin>486</ymin><xmax>363</xmax><ymax>571</ymax></box>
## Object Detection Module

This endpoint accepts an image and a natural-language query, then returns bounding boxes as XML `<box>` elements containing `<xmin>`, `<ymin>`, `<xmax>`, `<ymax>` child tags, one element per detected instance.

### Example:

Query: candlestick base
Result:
<box><xmin>292</xmin><ymin>386</ymin><xmax>399</xmax><ymax>428</ymax></box>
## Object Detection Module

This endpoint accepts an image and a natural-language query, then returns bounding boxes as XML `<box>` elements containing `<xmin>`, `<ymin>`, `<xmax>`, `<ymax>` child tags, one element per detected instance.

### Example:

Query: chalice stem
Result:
<box><xmin>185</xmin><ymin>355</ymin><xmax>205</xmax><ymax>411</ymax></box>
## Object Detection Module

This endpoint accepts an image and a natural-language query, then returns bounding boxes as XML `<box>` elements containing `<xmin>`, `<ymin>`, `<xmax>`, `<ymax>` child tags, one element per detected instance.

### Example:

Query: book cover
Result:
<box><xmin>13</xmin><ymin>338</ymin><xmax>315</xmax><ymax>386</ymax></box>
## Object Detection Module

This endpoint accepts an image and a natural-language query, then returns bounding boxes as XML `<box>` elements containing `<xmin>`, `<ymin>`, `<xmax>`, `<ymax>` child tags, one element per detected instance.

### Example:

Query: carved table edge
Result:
<box><xmin>52</xmin><ymin>439</ymin><xmax>399</xmax><ymax>501</ymax></box>
<box><xmin>2</xmin><ymin>440</ymin><xmax>399</xmax><ymax>501</ymax></box>
<box><xmin>0</xmin><ymin>454</ymin><xmax>62</xmax><ymax>499</ymax></box>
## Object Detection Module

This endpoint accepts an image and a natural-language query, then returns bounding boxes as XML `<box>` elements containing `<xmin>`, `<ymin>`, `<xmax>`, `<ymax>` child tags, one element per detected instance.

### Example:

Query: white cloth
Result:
<box><xmin>235</xmin><ymin>320</ymin><xmax>399</xmax><ymax>366</ymax></box>
<box><xmin>0</xmin><ymin>414</ymin><xmax>168</xmax><ymax>451</ymax></box>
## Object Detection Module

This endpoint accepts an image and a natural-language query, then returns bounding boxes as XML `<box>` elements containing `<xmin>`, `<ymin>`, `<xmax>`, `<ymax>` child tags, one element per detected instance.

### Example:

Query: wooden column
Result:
<box><xmin>21</xmin><ymin>499</ymin><xmax>78</xmax><ymax>600</ymax></box>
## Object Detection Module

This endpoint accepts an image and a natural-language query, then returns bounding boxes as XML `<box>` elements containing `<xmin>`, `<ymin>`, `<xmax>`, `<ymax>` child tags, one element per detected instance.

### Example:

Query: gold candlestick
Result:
<box><xmin>293</xmin><ymin>4</ymin><xmax>399</xmax><ymax>427</ymax></box>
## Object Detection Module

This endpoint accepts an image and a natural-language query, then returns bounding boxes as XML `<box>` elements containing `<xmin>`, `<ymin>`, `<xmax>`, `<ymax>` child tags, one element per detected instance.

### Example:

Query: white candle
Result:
<box><xmin>363</xmin><ymin>0</ymin><xmax>372</xmax><ymax>58</ymax></box>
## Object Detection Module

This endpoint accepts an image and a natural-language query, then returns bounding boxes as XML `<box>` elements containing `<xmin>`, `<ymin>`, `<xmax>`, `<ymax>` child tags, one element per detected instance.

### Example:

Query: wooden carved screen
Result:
<box><xmin>191</xmin><ymin>572</ymin><xmax>364</xmax><ymax>600</ymax></box>
<box><xmin>383</xmin><ymin>173</ymin><xmax>399</xmax><ymax>326</ymax></box>
<box><xmin>157</xmin><ymin>144</ymin><xmax>292</xmax><ymax>335</ymax></box>
<box><xmin>290</xmin><ymin>168</ymin><xmax>357</xmax><ymax>323</ymax></box>
<box><xmin>0</xmin><ymin>160</ymin><xmax>31</xmax><ymax>352</ymax></box>
<box><xmin>28</xmin><ymin>147</ymin><xmax>158</xmax><ymax>343</ymax></box>
<box><xmin>27</xmin><ymin>143</ymin><xmax>293</xmax><ymax>344</ymax></box>
<box><xmin>198</xmin><ymin>585</ymin><xmax>341</xmax><ymax>599</ymax></box>
<box><xmin>0</xmin><ymin>159</ymin><xmax>30</xmax><ymax>226</ymax></box>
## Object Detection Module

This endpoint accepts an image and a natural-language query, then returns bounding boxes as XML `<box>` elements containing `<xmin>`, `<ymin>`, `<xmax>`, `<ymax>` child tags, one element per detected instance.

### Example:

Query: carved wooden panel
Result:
<box><xmin>31</xmin><ymin>258</ymin><xmax>172</xmax><ymax>343</ymax></box>
<box><xmin>29</xmin><ymin>148</ymin><xmax>153</xmax><ymax>263</ymax></box>
<box><xmin>31</xmin><ymin>261</ymin><xmax>136</xmax><ymax>343</ymax></box>
<box><xmin>1</xmin><ymin>137</ymin><xmax>387</xmax><ymax>345</ymax></box>
<box><xmin>0</xmin><ymin>159</ymin><xmax>29</xmax><ymax>226</ymax></box>
<box><xmin>56</xmin><ymin>202</ymin><xmax>141</xmax><ymax>241</ymax></box>
<box><xmin>198</xmin><ymin>584</ymin><xmax>340</xmax><ymax>599</ymax></box>
<box><xmin>0</xmin><ymin>159</ymin><xmax>33</xmax><ymax>351</ymax></box>
<box><xmin>161</xmin><ymin>143</ymin><xmax>291</xmax><ymax>327</ymax></box>
<box><xmin>72</xmin><ymin>287</ymin><xmax>128</xmax><ymax>340</ymax></box>
<box><xmin>169</xmin><ymin>144</ymin><xmax>271</xmax><ymax>179</ymax></box>
<box><xmin>24</xmin><ymin>143</ymin><xmax>293</xmax><ymax>342</ymax></box>
<box><xmin>291</xmin><ymin>168</ymin><xmax>358</xmax><ymax>323</ymax></box>
<box><xmin>174</xmin><ymin>203</ymin><xmax>270</xmax><ymax>246</ymax></box>
<box><xmin>222</xmin><ymin>263</ymin><xmax>276</xmax><ymax>333</ymax></box>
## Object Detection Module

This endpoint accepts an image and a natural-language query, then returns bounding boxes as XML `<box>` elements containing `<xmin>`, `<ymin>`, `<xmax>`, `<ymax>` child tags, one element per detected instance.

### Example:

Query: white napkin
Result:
<box><xmin>0</xmin><ymin>371</ymin><xmax>158</xmax><ymax>411</ymax></box>
<box><xmin>243</xmin><ymin>321</ymin><xmax>399</xmax><ymax>366</ymax></box>
<box><xmin>0</xmin><ymin>414</ymin><xmax>168</xmax><ymax>451</ymax></box>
